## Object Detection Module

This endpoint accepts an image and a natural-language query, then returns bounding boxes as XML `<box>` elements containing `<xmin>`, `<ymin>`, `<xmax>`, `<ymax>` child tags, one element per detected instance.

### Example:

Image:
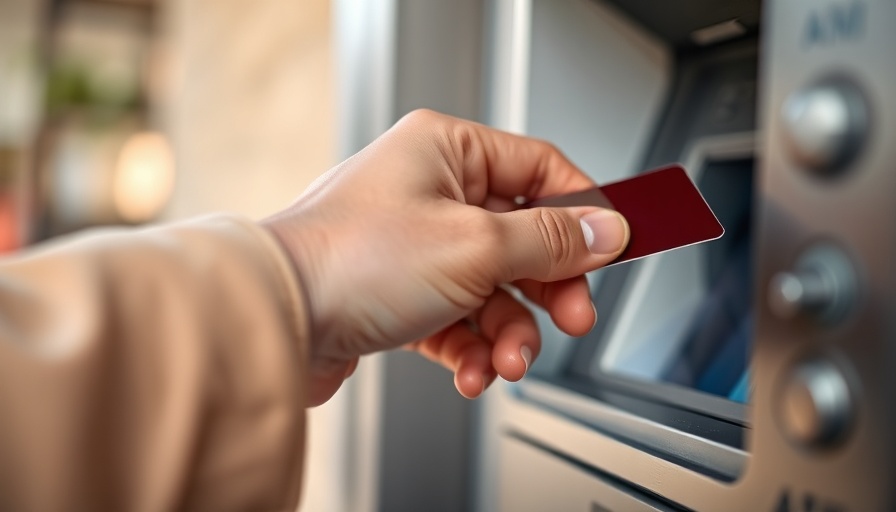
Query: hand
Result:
<box><xmin>262</xmin><ymin>110</ymin><xmax>629</xmax><ymax>406</ymax></box>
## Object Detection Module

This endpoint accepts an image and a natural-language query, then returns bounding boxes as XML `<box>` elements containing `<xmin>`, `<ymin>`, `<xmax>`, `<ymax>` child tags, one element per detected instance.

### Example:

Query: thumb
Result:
<box><xmin>497</xmin><ymin>206</ymin><xmax>629</xmax><ymax>282</ymax></box>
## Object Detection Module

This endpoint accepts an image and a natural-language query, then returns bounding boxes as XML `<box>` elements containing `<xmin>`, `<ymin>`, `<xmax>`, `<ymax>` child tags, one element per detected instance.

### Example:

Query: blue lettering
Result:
<box><xmin>806</xmin><ymin>12</ymin><xmax>826</xmax><ymax>45</ymax></box>
<box><xmin>804</xmin><ymin>2</ymin><xmax>866</xmax><ymax>47</ymax></box>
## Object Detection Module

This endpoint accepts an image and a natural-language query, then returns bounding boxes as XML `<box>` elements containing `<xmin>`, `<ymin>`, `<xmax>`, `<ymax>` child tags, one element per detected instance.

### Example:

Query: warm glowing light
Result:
<box><xmin>113</xmin><ymin>131</ymin><xmax>175</xmax><ymax>223</ymax></box>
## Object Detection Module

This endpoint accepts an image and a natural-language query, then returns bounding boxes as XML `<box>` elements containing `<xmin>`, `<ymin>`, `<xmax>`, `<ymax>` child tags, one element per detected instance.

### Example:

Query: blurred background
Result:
<box><xmin>0</xmin><ymin>0</ymin><xmax>333</xmax><ymax>241</ymax></box>
<box><xmin>0</xmin><ymin>0</ymin><xmax>482</xmax><ymax>510</ymax></box>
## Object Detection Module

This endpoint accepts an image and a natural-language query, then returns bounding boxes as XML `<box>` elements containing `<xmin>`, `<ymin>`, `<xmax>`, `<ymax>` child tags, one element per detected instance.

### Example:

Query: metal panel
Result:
<box><xmin>751</xmin><ymin>0</ymin><xmax>896</xmax><ymax>509</ymax></box>
<box><xmin>334</xmin><ymin>1</ymin><xmax>485</xmax><ymax>511</ymax></box>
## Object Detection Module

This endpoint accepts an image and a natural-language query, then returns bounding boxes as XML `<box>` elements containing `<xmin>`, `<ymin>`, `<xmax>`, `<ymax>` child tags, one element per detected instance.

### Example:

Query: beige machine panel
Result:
<box><xmin>498</xmin><ymin>436</ymin><xmax>673</xmax><ymax>511</ymax></box>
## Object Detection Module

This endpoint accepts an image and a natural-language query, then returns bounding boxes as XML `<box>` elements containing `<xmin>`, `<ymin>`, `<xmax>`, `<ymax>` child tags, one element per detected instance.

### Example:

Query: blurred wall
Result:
<box><xmin>0</xmin><ymin>0</ymin><xmax>42</xmax><ymax>148</ymax></box>
<box><xmin>162</xmin><ymin>0</ymin><xmax>334</xmax><ymax>221</ymax></box>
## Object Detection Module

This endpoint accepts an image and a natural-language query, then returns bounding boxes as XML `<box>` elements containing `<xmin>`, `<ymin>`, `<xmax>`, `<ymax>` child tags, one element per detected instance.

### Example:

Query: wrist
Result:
<box><xmin>260</xmin><ymin>214</ymin><xmax>337</xmax><ymax>364</ymax></box>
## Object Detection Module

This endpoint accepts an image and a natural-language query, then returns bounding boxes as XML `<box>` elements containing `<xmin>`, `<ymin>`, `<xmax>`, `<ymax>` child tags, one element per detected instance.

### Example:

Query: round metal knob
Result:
<box><xmin>767</xmin><ymin>245</ymin><xmax>857</xmax><ymax>324</ymax></box>
<box><xmin>781</xmin><ymin>77</ymin><xmax>869</xmax><ymax>175</ymax></box>
<box><xmin>769</xmin><ymin>269</ymin><xmax>832</xmax><ymax>320</ymax></box>
<box><xmin>778</xmin><ymin>360</ymin><xmax>852</xmax><ymax>447</ymax></box>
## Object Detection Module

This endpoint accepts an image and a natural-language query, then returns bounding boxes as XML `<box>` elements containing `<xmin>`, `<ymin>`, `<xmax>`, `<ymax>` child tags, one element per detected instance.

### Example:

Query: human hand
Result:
<box><xmin>262</xmin><ymin>110</ymin><xmax>629</xmax><ymax>406</ymax></box>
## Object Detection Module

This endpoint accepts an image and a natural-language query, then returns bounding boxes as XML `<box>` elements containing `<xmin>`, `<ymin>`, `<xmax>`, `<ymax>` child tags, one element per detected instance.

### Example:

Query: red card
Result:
<box><xmin>526</xmin><ymin>164</ymin><xmax>724</xmax><ymax>266</ymax></box>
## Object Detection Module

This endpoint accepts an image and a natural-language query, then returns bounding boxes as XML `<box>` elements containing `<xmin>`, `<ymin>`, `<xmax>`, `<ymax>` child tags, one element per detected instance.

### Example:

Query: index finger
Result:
<box><xmin>407</xmin><ymin>110</ymin><xmax>596</xmax><ymax>206</ymax></box>
<box><xmin>462</xmin><ymin>122</ymin><xmax>595</xmax><ymax>206</ymax></box>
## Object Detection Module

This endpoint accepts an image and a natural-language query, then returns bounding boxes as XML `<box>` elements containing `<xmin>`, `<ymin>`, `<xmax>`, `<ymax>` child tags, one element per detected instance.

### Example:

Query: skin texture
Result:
<box><xmin>262</xmin><ymin>110</ymin><xmax>629</xmax><ymax>406</ymax></box>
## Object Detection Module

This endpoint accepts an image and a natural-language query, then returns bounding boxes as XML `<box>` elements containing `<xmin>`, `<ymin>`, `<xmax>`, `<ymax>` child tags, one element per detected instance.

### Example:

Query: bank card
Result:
<box><xmin>526</xmin><ymin>164</ymin><xmax>724</xmax><ymax>266</ymax></box>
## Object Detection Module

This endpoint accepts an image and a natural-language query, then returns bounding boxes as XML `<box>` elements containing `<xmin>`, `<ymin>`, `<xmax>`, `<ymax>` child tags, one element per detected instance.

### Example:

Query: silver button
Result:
<box><xmin>781</xmin><ymin>77</ymin><xmax>869</xmax><ymax>174</ymax></box>
<box><xmin>769</xmin><ymin>269</ymin><xmax>831</xmax><ymax>320</ymax></box>
<box><xmin>767</xmin><ymin>244</ymin><xmax>857</xmax><ymax>324</ymax></box>
<box><xmin>778</xmin><ymin>359</ymin><xmax>852</xmax><ymax>447</ymax></box>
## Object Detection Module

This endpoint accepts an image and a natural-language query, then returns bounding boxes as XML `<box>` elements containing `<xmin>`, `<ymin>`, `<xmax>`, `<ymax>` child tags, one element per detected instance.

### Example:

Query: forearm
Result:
<box><xmin>0</xmin><ymin>215</ymin><xmax>310</xmax><ymax>511</ymax></box>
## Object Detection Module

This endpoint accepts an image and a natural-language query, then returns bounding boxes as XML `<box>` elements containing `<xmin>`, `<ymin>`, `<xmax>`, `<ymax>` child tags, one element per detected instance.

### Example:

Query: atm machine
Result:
<box><xmin>474</xmin><ymin>0</ymin><xmax>896</xmax><ymax>510</ymax></box>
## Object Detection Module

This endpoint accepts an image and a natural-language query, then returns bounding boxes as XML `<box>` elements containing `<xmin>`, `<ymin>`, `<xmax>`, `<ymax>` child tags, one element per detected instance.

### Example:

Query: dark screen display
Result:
<box><xmin>600</xmin><ymin>158</ymin><xmax>753</xmax><ymax>403</ymax></box>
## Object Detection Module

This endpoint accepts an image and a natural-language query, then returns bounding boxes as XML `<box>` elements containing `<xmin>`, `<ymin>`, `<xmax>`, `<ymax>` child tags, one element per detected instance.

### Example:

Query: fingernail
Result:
<box><xmin>591</xmin><ymin>302</ymin><xmax>599</xmax><ymax>331</ymax></box>
<box><xmin>520</xmin><ymin>345</ymin><xmax>532</xmax><ymax>374</ymax></box>
<box><xmin>580</xmin><ymin>210</ymin><xmax>627</xmax><ymax>254</ymax></box>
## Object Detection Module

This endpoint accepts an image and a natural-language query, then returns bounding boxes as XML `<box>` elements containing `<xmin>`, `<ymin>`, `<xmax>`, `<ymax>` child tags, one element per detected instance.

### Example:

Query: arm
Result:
<box><xmin>0</xmin><ymin>215</ymin><xmax>309</xmax><ymax>511</ymax></box>
<box><xmin>0</xmin><ymin>110</ymin><xmax>628</xmax><ymax>511</ymax></box>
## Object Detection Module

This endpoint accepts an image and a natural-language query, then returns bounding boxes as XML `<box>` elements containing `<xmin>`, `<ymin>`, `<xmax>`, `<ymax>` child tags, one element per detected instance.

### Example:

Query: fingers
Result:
<box><xmin>493</xmin><ymin>205</ymin><xmax>629</xmax><ymax>283</ymax></box>
<box><xmin>394</xmin><ymin>109</ymin><xmax>595</xmax><ymax>205</ymax></box>
<box><xmin>407</xmin><ymin>288</ymin><xmax>541</xmax><ymax>398</ymax></box>
<box><xmin>516</xmin><ymin>276</ymin><xmax>597</xmax><ymax>337</ymax></box>
<box><xmin>474</xmin><ymin>287</ymin><xmax>540</xmax><ymax>383</ymax></box>
<box><xmin>410</xmin><ymin>322</ymin><xmax>498</xmax><ymax>399</ymax></box>
<box><xmin>454</xmin><ymin>344</ymin><xmax>498</xmax><ymax>399</ymax></box>
<box><xmin>459</xmin><ymin>123</ymin><xmax>595</xmax><ymax>203</ymax></box>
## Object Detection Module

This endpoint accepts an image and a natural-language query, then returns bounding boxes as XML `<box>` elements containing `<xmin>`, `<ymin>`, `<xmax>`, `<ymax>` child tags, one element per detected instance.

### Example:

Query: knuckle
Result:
<box><xmin>398</xmin><ymin>109</ymin><xmax>457</xmax><ymax>157</ymax></box>
<box><xmin>401</xmin><ymin>108</ymin><xmax>442</xmax><ymax>126</ymax></box>
<box><xmin>539</xmin><ymin>139</ymin><xmax>562</xmax><ymax>156</ymax></box>
<box><xmin>534</xmin><ymin>208</ymin><xmax>575</xmax><ymax>268</ymax></box>
<box><xmin>530</xmin><ymin>138</ymin><xmax>563</xmax><ymax>164</ymax></box>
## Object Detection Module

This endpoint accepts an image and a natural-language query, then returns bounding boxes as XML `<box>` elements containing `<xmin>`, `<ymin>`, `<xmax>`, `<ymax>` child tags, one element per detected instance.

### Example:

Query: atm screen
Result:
<box><xmin>596</xmin><ymin>158</ymin><xmax>754</xmax><ymax>403</ymax></box>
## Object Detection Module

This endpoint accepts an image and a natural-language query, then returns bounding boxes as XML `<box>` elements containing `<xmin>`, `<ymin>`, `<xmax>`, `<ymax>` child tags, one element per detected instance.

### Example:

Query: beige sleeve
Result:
<box><xmin>0</xmin><ymin>215</ymin><xmax>310</xmax><ymax>512</ymax></box>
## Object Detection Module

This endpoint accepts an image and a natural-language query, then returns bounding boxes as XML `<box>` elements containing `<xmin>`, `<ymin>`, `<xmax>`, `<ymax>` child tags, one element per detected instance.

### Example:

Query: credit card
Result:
<box><xmin>526</xmin><ymin>164</ymin><xmax>724</xmax><ymax>266</ymax></box>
